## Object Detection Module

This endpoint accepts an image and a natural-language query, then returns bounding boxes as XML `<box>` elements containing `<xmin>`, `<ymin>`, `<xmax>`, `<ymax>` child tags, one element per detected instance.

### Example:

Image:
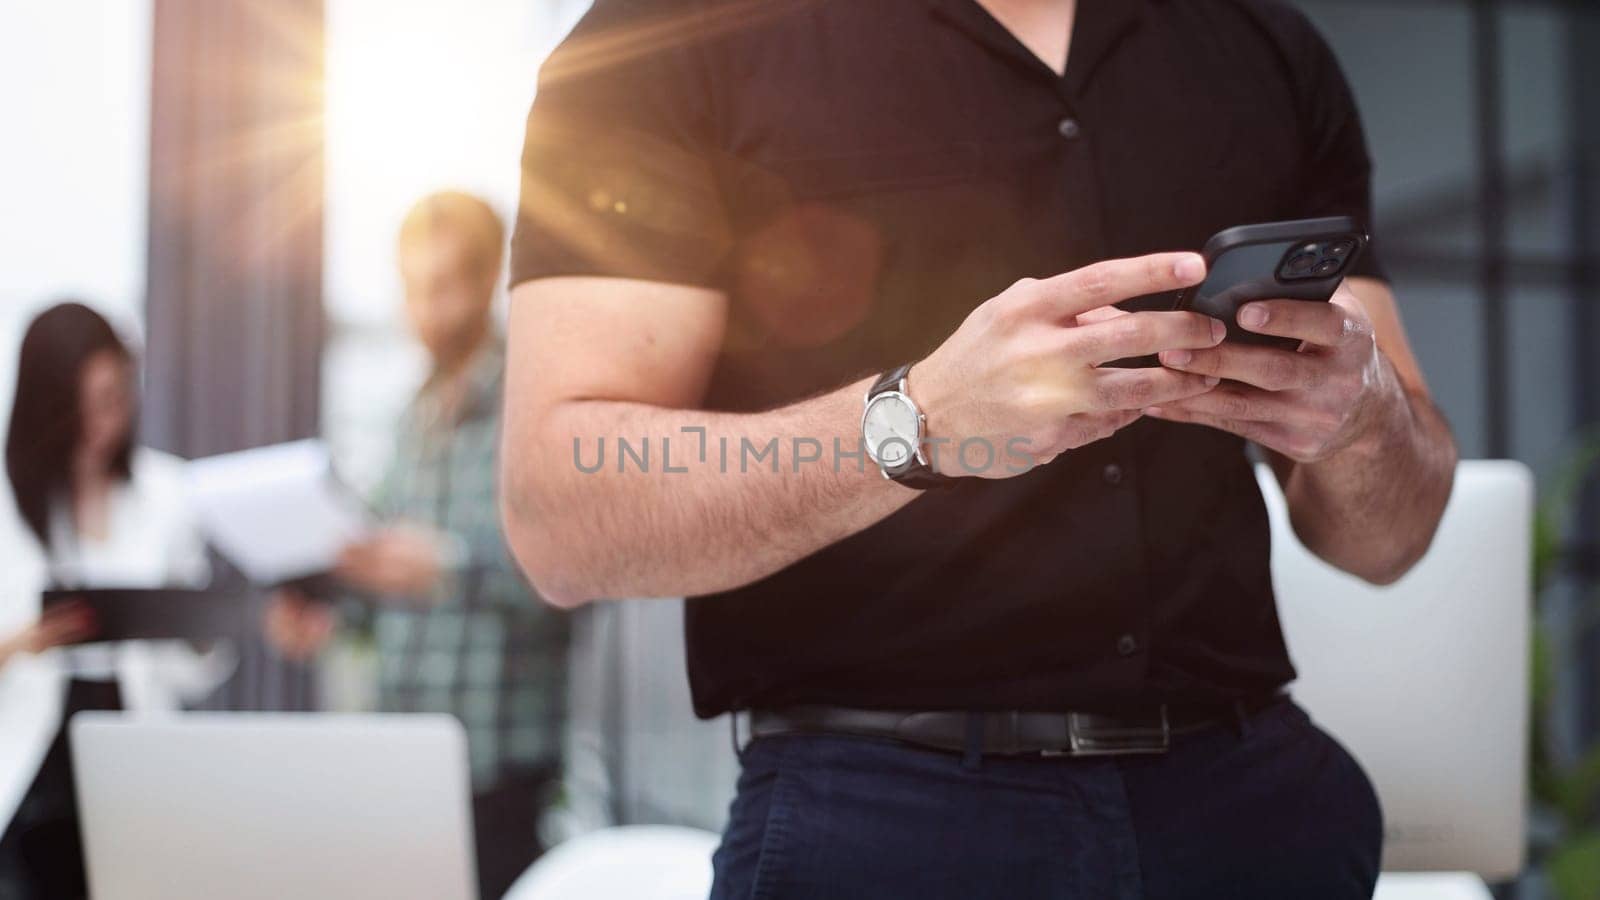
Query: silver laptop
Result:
<box><xmin>1261</xmin><ymin>460</ymin><xmax>1531</xmax><ymax>879</ymax></box>
<box><xmin>71</xmin><ymin>713</ymin><xmax>477</xmax><ymax>900</ymax></box>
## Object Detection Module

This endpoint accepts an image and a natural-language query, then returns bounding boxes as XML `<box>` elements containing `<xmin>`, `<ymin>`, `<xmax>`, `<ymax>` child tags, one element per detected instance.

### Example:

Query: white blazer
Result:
<box><xmin>0</xmin><ymin>448</ymin><xmax>235</xmax><ymax>832</ymax></box>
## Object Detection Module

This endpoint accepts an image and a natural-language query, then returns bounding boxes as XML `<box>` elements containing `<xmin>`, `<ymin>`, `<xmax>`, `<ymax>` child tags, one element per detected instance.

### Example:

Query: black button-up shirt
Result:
<box><xmin>511</xmin><ymin>0</ymin><xmax>1386</xmax><ymax>717</ymax></box>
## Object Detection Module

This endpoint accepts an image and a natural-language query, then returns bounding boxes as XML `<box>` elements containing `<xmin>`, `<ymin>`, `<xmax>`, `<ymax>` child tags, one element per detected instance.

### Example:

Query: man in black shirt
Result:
<box><xmin>501</xmin><ymin>0</ymin><xmax>1457</xmax><ymax>896</ymax></box>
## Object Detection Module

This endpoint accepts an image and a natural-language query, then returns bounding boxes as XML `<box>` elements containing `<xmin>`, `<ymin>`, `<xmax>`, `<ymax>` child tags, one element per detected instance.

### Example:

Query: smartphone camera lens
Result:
<box><xmin>1285</xmin><ymin>252</ymin><xmax>1318</xmax><ymax>275</ymax></box>
<box><xmin>1327</xmin><ymin>240</ymin><xmax>1355</xmax><ymax>258</ymax></box>
<box><xmin>1311</xmin><ymin>258</ymin><xmax>1342</xmax><ymax>277</ymax></box>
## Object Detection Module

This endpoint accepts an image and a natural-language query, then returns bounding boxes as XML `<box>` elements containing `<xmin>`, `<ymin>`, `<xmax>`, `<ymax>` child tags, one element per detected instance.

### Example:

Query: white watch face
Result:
<box><xmin>864</xmin><ymin>392</ymin><xmax>921</xmax><ymax>469</ymax></box>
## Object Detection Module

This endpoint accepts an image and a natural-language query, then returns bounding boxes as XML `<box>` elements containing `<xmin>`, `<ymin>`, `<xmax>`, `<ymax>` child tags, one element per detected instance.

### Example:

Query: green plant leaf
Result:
<box><xmin>1528</xmin><ymin>432</ymin><xmax>1600</xmax><ymax>830</ymax></box>
<box><xmin>1533</xmin><ymin>627</ymin><xmax>1555</xmax><ymax>714</ymax></box>
<box><xmin>1529</xmin><ymin>627</ymin><xmax>1570</xmax><ymax>814</ymax></box>
<box><xmin>1535</xmin><ymin>427</ymin><xmax>1600</xmax><ymax>594</ymax></box>
<box><xmin>1550</xmin><ymin>829</ymin><xmax>1600</xmax><ymax>900</ymax></box>
<box><xmin>1554</xmin><ymin>744</ymin><xmax>1600</xmax><ymax>828</ymax></box>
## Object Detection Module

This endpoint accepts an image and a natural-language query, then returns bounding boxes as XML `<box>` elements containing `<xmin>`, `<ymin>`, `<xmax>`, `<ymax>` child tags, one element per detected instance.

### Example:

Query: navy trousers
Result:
<box><xmin>710</xmin><ymin>697</ymin><xmax>1382</xmax><ymax>900</ymax></box>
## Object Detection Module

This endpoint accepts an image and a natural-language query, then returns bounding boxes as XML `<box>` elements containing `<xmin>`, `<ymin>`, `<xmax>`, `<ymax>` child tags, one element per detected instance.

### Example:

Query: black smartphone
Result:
<box><xmin>1174</xmin><ymin>216</ymin><xmax>1367</xmax><ymax>351</ymax></box>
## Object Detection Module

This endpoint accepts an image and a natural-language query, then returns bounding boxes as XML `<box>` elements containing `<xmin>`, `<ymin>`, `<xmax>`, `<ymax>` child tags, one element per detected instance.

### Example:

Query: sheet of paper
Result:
<box><xmin>184</xmin><ymin>440</ymin><xmax>372</xmax><ymax>585</ymax></box>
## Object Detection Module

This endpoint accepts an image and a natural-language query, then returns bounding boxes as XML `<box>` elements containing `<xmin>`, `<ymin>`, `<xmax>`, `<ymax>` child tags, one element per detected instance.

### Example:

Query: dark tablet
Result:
<box><xmin>41</xmin><ymin>588</ymin><xmax>249</xmax><ymax>644</ymax></box>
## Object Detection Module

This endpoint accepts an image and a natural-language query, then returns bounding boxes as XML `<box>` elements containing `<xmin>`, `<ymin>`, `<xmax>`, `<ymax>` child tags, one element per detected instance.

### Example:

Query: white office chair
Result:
<box><xmin>503</xmin><ymin>825</ymin><xmax>720</xmax><ymax>900</ymax></box>
<box><xmin>1372</xmin><ymin>873</ymin><xmax>1495</xmax><ymax>900</ymax></box>
<box><xmin>1263</xmin><ymin>460</ymin><xmax>1532</xmax><ymax>898</ymax></box>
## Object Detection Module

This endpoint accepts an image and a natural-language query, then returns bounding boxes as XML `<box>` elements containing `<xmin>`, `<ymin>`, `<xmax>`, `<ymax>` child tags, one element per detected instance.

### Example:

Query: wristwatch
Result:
<box><xmin>861</xmin><ymin>364</ymin><xmax>953</xmax><ymax>489</ymax></box>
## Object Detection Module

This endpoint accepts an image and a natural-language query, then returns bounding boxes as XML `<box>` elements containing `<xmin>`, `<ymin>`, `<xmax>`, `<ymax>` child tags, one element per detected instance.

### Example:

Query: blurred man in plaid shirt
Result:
<box><xmin>268</xmin><ymin>191</ymin><xmax>570</xmax><ymax>900</ymax></box>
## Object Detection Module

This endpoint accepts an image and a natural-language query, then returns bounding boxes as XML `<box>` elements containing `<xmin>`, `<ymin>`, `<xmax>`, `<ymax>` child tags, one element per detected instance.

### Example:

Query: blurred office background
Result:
<box><xmin>0</xmin><ymin>0</ymin><xmax>1596</xmax><ymax>895</ymax></box>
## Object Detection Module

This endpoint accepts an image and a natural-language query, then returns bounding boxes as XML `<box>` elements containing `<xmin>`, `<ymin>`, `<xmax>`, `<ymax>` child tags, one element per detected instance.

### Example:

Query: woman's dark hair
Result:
<box><xmin>5</xmin><ymin>302</ymin><xmax>136</xmax><ymax>550</ymax></box>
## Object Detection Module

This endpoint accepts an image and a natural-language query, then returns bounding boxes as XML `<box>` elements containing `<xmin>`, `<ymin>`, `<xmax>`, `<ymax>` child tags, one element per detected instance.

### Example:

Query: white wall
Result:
<box><xmin>0</xmin><ymin>0</ymin><xmax>152</xmax><ymax>418</ymax></box>
<box><xmin>0</xmin><ymin>0</ymin><xmax>152</xmax><ymax>591</ymax></box>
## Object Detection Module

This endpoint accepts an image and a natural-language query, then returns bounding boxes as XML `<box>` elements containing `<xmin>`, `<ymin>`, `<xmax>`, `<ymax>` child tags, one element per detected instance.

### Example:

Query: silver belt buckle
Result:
<box><xmin>1044</xmin><ymin>705</ymin><xmax>1171</xmax><ymax>757</ymax></box>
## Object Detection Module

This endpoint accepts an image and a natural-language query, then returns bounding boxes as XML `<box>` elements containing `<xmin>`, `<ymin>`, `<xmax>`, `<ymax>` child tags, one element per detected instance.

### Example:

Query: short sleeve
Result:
<box><xmin>509</xmin><ymin>0</ymin><xmax>732</xmax><ymax>289</ymax></box>
<box><xmin>1280</xmin><ymin>9</ymin><xmax>1387</xmax><ymax>283</ymax></box>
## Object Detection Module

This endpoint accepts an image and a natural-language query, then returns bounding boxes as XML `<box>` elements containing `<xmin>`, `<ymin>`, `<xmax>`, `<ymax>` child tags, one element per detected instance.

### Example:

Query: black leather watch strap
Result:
<box><xmin>868</xmin><ymin>363</ymin><xmax>911</xmax><ymax>398</ymax></box>
<box><xmin>866</xmin><ymin>364</ymin><xmax>954</xmax><ymax>490</ymax></box>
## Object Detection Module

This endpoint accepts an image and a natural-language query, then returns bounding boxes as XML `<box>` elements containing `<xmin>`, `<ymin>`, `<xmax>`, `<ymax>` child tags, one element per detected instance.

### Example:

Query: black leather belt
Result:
<box><xmin>748</xmin><ymin>692</ymin><xmax>1286</xmax><ymax>758</ymax></box>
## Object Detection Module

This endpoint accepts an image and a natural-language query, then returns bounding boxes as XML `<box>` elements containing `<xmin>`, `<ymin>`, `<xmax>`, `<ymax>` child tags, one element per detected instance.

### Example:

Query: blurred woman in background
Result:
<box><xmin>0</xmin><ymin>301</ymin><xmax>232</xmax><ymax>900</ymax></box>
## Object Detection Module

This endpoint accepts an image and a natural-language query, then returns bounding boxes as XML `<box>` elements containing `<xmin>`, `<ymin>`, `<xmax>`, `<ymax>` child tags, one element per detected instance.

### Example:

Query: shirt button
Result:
<box><xmin>1057</xmin><ymin>117</ymin><xmax>1082</xmax><ymax>139</ymax></box>
<box><xmin>1101</xmin><ymin>462</ymin><xmax>1123</xmax><ymax>485</ymax></box>
<box><xmin>1116</xmin><ymin>633</ymin><xmax>1140</xmax><ymax>656</ymax></box>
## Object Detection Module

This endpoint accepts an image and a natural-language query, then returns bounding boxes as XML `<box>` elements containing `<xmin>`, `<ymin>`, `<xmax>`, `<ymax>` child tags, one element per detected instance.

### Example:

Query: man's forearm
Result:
<box><xmin>501</xmin><ymin>376</ymin><xmax>916</xmax><ymax>606</ymax></box>
<box><xmin>1281</xmin><ymin>358</ymin><xmax>1458</xmax><ymax>584</ymax></box>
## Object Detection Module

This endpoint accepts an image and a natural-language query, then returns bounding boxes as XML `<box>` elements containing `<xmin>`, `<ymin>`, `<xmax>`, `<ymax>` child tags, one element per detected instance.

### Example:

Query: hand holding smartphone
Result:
<box><xmin>1174</xmin><ymin>216</ymin><xmax>1367</xmax><ymax>351</ymax></box>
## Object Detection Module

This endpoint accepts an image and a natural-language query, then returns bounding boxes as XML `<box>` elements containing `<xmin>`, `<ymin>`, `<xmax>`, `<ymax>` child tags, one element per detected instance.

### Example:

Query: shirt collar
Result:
<box><xmin>926</xmin><ymin>0</ymin><xmax>1146</xmax><ymax>97</ymax></box>
<box><xmin>415</xmin><ymin>338</ymin><xmax>505</xmax><ymax>429</ymax></box>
